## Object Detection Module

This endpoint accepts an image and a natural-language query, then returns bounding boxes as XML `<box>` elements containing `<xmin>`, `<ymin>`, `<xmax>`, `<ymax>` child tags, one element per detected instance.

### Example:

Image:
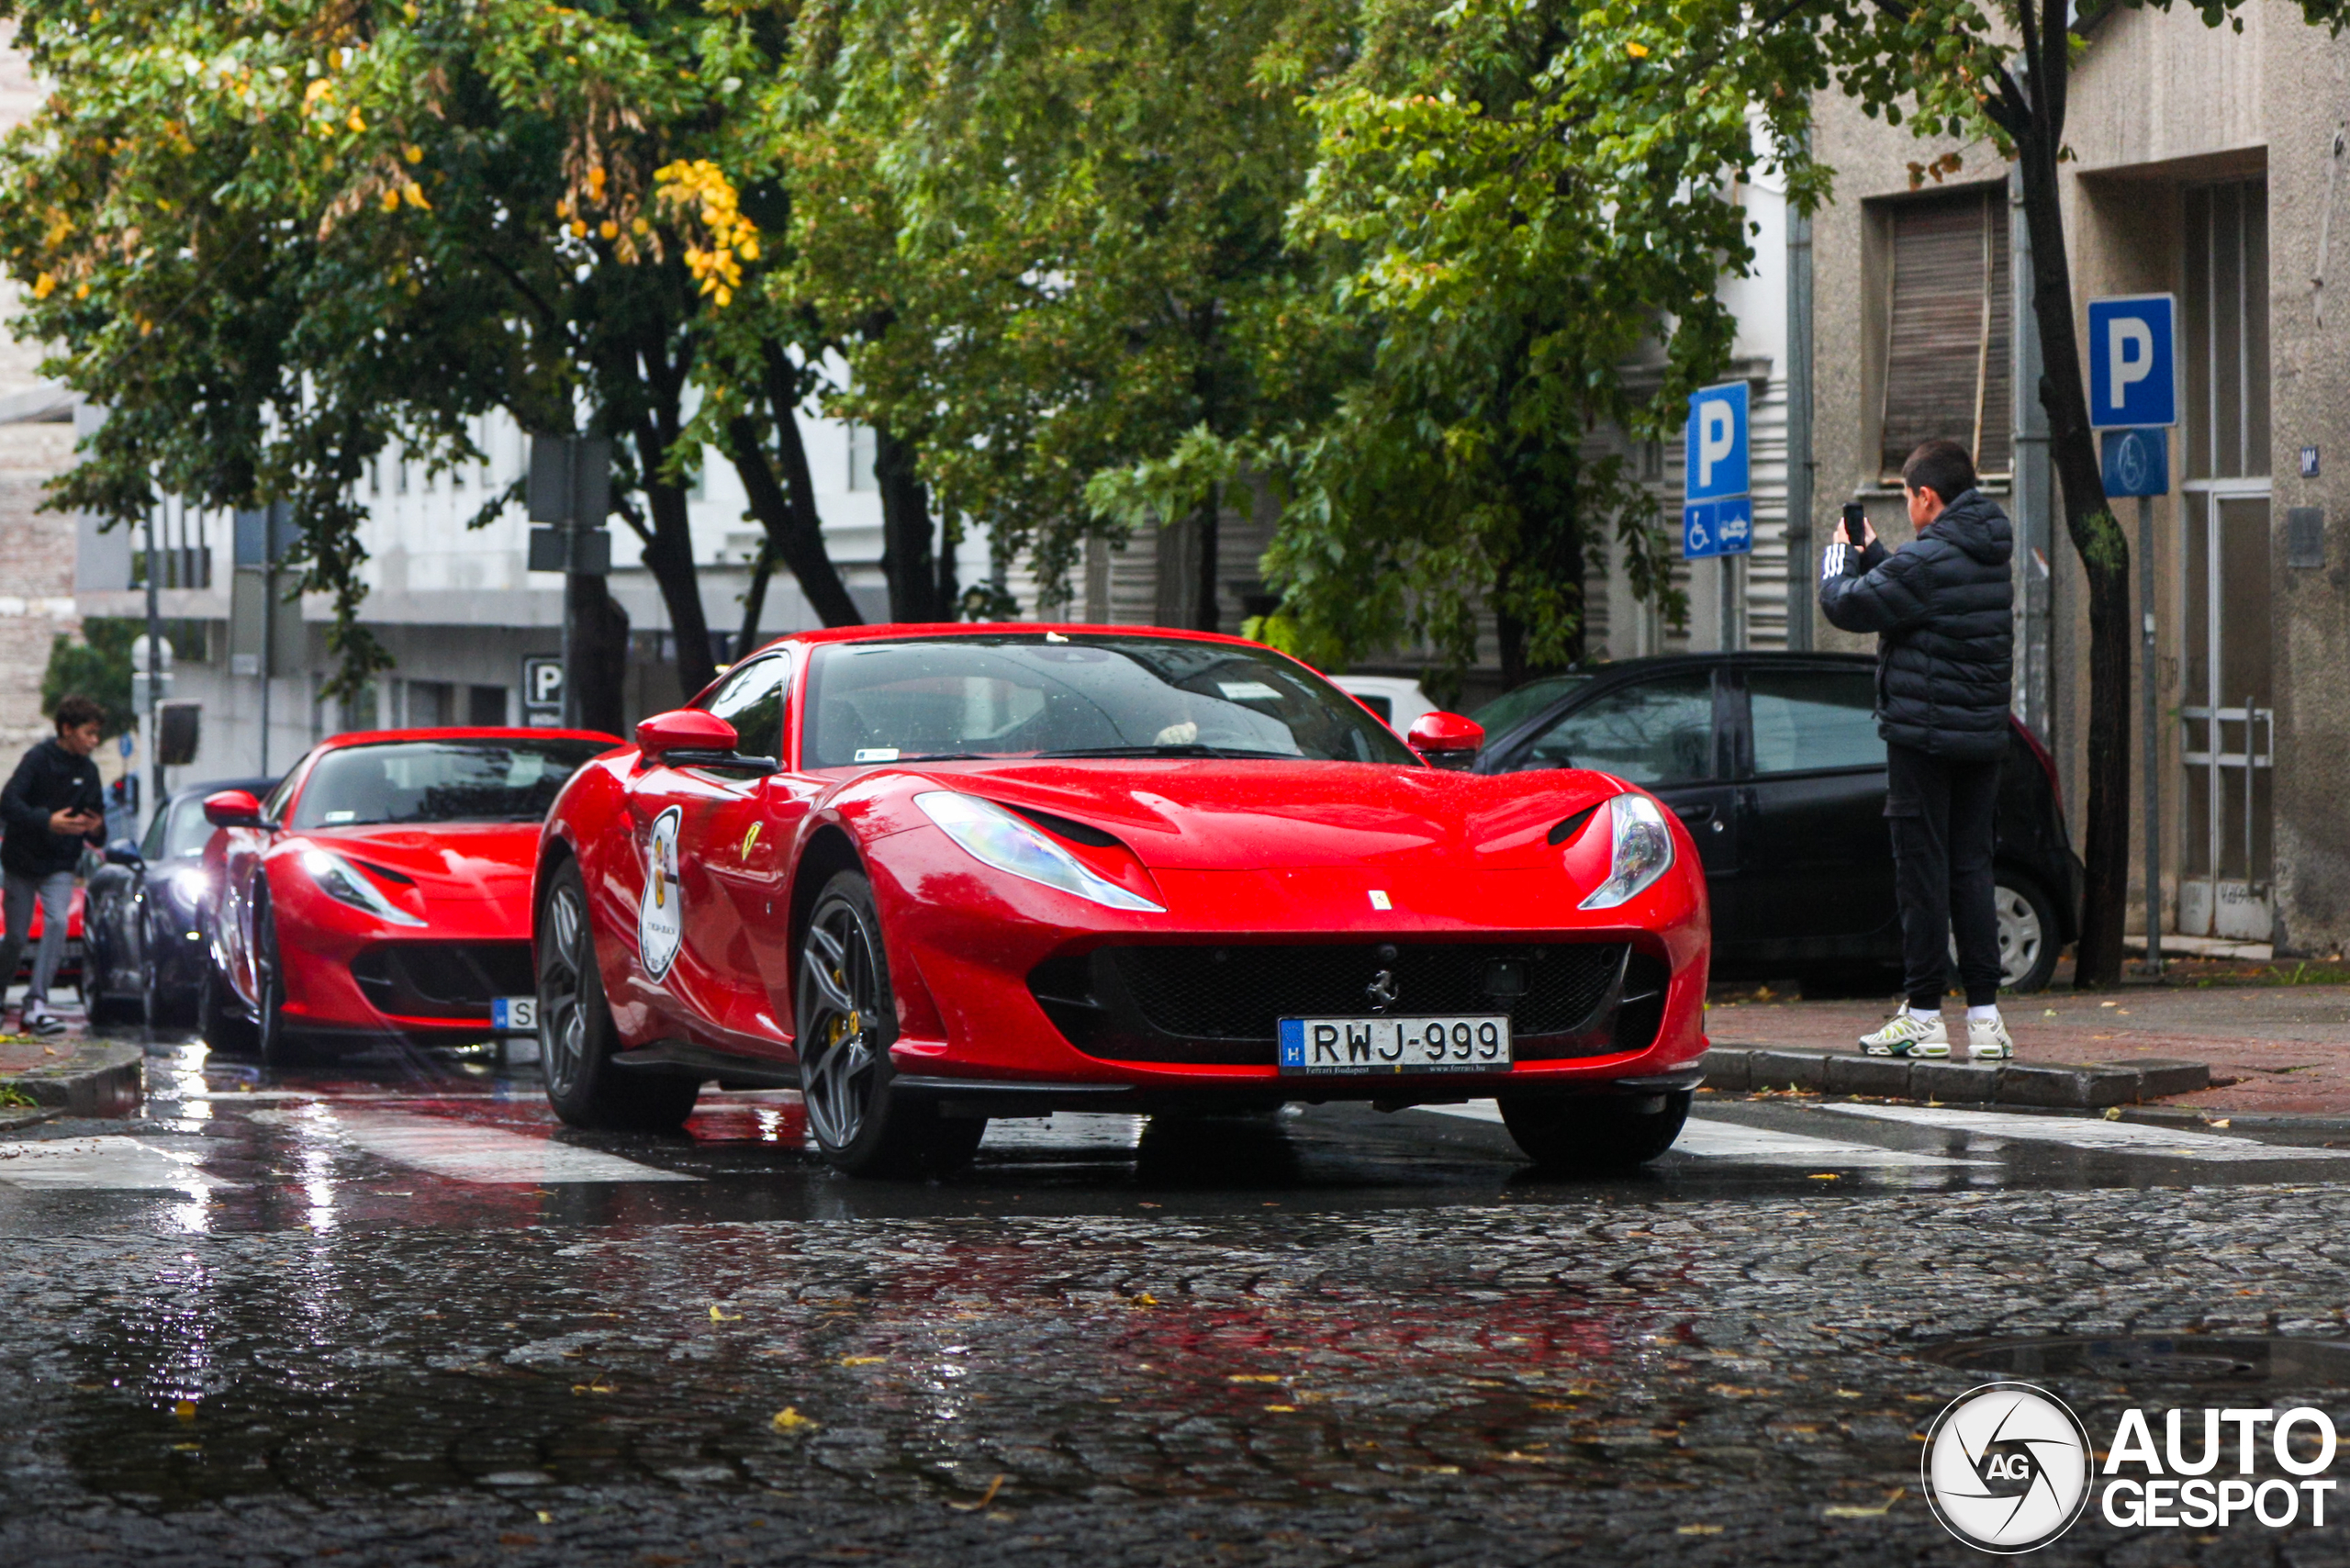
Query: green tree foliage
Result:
<box><xmin>783</xmin><ymin>0</ymin><xmax>1359</xmax><ymax>622</ymax></box>
<box><xmin>41</xmin><ymin>617</ymin><xmax>136</xmax><ymax>738</ymax></box>
<box><xmin>0</xmin><ymin>0</ymin><xmax>886</xmax><ymax>709</ymax></box>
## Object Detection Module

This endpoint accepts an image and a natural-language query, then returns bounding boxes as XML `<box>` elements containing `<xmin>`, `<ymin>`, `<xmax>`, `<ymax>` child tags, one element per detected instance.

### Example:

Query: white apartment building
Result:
<box><xmin>71</xmin><ymin>405</ymin><xmax>984</xmax><ymax>790</ymax></box>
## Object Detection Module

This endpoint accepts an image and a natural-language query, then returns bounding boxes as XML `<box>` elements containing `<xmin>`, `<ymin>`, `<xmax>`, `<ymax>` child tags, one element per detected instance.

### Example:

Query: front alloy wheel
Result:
<box><xmin>537</xmin><ymin>858</ymin><xmax>699</xmax><ymax>1131</ymax></box>
<box><xmin>795</xmin><ymin>870</ymin><xmax>981</xmax><ymax>1178</ymax></box>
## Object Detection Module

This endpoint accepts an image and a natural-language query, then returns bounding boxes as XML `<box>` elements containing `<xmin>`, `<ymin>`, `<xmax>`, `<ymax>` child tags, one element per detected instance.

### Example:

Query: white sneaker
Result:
<box><xmin>1859</xmin><ymin>1008</ymin><xmax>1949</xmax><ymax>1058</ymax></box>
<box><xmin>1967</xmin><ymin>1012</ymin><xmax>2015</xmax><ymax>1060</ymax></box>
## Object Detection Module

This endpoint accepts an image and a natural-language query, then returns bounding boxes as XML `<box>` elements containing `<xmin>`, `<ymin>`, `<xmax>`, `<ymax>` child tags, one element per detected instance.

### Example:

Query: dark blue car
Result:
<box><xmin>84</xmin><ymin>776</ymin><xmax>274</xmax><ymax>1026</ymax></box>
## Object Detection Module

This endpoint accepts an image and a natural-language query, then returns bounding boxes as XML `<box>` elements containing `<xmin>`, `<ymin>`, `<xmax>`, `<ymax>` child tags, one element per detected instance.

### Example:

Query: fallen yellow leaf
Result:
<box><xmin>173</xmin><ymin>1400</ymin><xmax>197</xmax><ymax>1421</ymax></box>
<box><xmin>1824</xmin><ymin>1487</ymin><xmax>1907</xmax><ymax>1518</ymax></box>
<box><xmin>709</xmin><ymin>1305</ymin><xmax>740</xmax><ymax>1322</ymax></box>
<box><xmin>1677</xmin><ymin>1524</ymin><xmax>1724</xmax><ymax>1536</ymax></box>
<box><xmin>1228</xmin><ymin>1374</ymin><xmax>1281</xmax><ymax>1383</ymax></box>
<box><xmin>946</xmin><ymin>1474</ymin><xmax>1005</xmax><ymax>1512</ymax></box>
<box><xmin>841</xmin><ymin>1355</ymin><xmax>886</xmax><ymax>1366</ymax></box>
<box><xmin>771</xmin><ymin>1406</ymin><xmax>816</xmax><ymax>1431</ymax></box>
<box><xmin>1264</xmin><ymin>1404</ymin><xmax>1297</xmax><ymax>1413</ymax></box>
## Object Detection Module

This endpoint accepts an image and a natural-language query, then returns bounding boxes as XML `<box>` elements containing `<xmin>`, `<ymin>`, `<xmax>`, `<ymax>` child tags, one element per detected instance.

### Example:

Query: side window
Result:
<box><xmin>704</xmin><ymin>655</ymin><xmax>791</xmax><ymax>758</ymax></box>
<box><xmin>1516</xmin><ymin>674</ymin><xmax>1715</xmax><ymax>785</ymax></box>
<box><xmin>1748</xmin><ymin>669</ymin><xmax>1886</xmax><ymax>775</ymax></box>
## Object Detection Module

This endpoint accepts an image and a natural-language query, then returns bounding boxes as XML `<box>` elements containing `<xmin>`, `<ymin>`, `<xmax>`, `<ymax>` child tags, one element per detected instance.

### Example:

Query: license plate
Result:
<box><xmin>1277</xmin><ymin>1014</ymin><xmax>1513</xmax><ymax>1076</ymax></box>
<box><xmin>491</xmin><ymin>996</ymin><xmax>538</xmax><ymax>1034</ymax></box>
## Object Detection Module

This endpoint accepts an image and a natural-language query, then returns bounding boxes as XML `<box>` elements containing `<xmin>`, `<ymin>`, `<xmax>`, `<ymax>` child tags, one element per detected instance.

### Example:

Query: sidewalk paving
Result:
<box><xmin>1707</xmin><ymin>955</ymin><xmax>2350</xmax><ymax>1116</ymax></box>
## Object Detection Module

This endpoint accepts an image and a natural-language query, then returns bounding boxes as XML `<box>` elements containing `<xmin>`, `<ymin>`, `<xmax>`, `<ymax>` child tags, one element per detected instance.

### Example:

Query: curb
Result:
<box><xmin>1703</xmin><ymin>1045</ymin><xmax>2209</xmax><ymax>1110</ymax></box>
<box><xmin>0</xmin><ymin>1041</ymin><xmax>143</xmax><ymax>1118</ymax></box>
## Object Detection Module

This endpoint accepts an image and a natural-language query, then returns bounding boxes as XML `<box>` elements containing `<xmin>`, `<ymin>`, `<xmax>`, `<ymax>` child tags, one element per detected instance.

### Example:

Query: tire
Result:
<box><xmin>250</xmin><ymin>890</ymin><xmax>315</xmax><ymax>1069</ymax></box>
<box><xmin>539</xmin><ymin>858</ymin><xmax>699</xmax><ymax>1132</ymax></box>
<box><xmin>796</xmin><ymin>870</ymin><xmax>983</xmax><ymax>1178</ymax></box>
<box><xmin>1498</xmin><ymin>1091</ymin><xmax>1692</xmax><ymax>1174</ymax></box>
<box><xmin>1949</xmin><ymin>871</ymin><xmax>2061</xmax><ymax>995</ymax></box>
<box><xmin>86</xmin><ymin>991</ymin><xmax>141</xmax><ymax>1028</ymax></box>
<box><xmin>197</xmin><ymin>956</ymin><xmax>258</xmax><ymax>1055</ymax></box>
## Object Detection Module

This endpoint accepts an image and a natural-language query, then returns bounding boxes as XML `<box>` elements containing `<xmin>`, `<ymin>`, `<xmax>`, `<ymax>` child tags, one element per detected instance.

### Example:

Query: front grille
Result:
<box><xmin>1109</xmin><ymin>942</ymin><xmax>1626</xmax><ymax>1041</ymax></box>
<box><xmin>350</xmin><ymin>941</ymin><xmax>533</xmax><ymax>1020</ymax></box>
<box><xmin>1031</xmin><ymin>940</ymin><xmax>1639</xmax><ymax>1066</ymax></box>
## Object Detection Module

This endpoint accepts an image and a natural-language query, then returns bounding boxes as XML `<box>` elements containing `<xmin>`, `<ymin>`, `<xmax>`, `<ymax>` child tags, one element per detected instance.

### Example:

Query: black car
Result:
<box><xmin>84</xmin><ymin>776</ymin><xmax>274</xmax><ymax>1026</ymax></box>
<box><xmin>1471</xmin><ymin>654</ymin><xmax>2082</xmax><ymax>993</ymax></box>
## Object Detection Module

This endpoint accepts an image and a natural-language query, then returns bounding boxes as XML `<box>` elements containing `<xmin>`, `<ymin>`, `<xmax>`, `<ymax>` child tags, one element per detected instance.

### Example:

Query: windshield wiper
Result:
<box><xmin>1033</xmin><ymin>744</ymin><xmax>1298</xmax><ymax>760</ymax></box>
<box><xmin>889</xmin><ymin>752</ymin><xmax>991</xmax><ymax>763</ymax></box>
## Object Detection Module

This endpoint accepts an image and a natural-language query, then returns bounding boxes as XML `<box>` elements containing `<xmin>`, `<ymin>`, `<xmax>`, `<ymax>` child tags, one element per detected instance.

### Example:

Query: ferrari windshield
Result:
<box><xmin>804</xmin><ymin>636</ymin><xmax>1419</xmax><ymax>767</ymax></box>
<box><xmin>289</xmin><ymin>740</ymin><xmax>610</xmax><ymax>829</ymax></box>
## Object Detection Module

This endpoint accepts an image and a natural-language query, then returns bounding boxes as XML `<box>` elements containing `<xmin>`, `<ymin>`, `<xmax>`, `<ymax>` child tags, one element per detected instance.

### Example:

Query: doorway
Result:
<box><xmin>2177</xmin><ymin>179</ymin><xmax>2271</xmax><ymax>940</ymax></box>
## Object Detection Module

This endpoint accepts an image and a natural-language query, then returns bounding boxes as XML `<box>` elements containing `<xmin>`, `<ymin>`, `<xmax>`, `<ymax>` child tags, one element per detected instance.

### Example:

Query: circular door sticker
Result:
<box><xmin>639</xmin><ymin>805</ymin><xmax>685</xmax><ymax>980</ymax></box>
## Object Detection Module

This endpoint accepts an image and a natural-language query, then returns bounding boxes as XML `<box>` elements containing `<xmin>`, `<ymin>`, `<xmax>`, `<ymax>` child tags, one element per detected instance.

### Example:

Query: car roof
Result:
<box><xmin>308</xmin><ymin>726</ymin><xmax>623</xmax><ymax>752</ymax></box>
<box><xmin>752</xmin><ymin>622</ymin><xmax>1286</xmax><ymax>655</ymax></box>
<box><xmin>171</xmin><ymin>776</ymin><xmax>275</xmax><ymax>804</ymax></box>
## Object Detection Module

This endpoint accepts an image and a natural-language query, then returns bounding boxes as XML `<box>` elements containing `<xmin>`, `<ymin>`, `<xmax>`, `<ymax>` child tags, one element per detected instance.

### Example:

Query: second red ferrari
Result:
<box><xmin>201</xmin><ymin>727</ymin><xmax>619</xmax><ymax>1064</ymax></box>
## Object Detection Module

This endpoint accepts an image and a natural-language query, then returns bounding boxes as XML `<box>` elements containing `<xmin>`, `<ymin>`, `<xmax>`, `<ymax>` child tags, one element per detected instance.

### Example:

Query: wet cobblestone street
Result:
<box><xmin>8</xmin><ymin>1068</ymin><xmax>2350</xmax><ymax>1565</ymax></box>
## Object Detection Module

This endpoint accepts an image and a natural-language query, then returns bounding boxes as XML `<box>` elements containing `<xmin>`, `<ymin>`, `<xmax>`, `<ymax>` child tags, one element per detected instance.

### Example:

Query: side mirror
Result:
<box><xmin>105</xmin><ymin>837</ymin><xmax>144</xmax><ymax>868</ymax></box>
<box><xmin>1408</xmin><ymin>711</ymin><xmax>1484</xmax><ymax>770</ymax></box>
<box><xmin>634</xmin><ymin>709</ymin><xmax>778</xmax><ymax>773</ymax></box>
<box><xmin>636</xmin><ymin>708</ymin><xmax>740</xmax><ymax>761</ymax></box>
<box><xmin>203</xmin><ymin>790</ymin><xmax>270</xmax><ymax>829</ymax></box>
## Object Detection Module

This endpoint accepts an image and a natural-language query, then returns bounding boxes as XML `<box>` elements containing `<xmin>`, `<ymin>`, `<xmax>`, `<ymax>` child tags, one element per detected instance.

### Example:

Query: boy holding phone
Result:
<box><xmin>1819</xmin><ymin>441</ymin><xmax>2018</xmax><ymax>1060</ymax></box>
<box><xmin>0</xmin><ymin>695</ymin><xmax>107</xmax><ymax>1036</ymax></box>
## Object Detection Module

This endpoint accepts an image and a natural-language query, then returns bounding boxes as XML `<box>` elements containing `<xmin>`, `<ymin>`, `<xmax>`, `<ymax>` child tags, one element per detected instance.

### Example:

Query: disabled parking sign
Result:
<box><xmin>1683</xmin><ymin>381</ymin><xmax>1751</xmax><ymax>559</ymax></box>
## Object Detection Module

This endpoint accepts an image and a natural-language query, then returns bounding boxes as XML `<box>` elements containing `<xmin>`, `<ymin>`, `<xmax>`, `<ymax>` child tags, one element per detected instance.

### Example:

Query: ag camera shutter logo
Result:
<box><xmin>1922</xmin><ymin>1383</ymin><xmax>2094</xmax><ymax>1552</ymax></box>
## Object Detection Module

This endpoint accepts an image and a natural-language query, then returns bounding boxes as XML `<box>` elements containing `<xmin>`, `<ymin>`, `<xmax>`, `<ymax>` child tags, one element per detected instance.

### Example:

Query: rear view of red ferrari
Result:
<box><xmin>534</xmin><ymin>626</ymin><xmax>1711</xmax><ymax>1178</ymax></box>
<box><xmin>201</xmin><ymin>728</ymin><xmax>620</xmax><ymax>1065</ymax></box>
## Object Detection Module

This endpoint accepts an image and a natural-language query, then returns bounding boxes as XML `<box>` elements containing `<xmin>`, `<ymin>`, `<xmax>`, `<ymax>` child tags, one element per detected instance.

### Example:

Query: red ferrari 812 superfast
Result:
<box><xmin>201</xmin><ymin>727</ymin><xmax>621</xmax><ymax>1064</ymax></box>
<box><xmin>534</xmin><ymin>626</ymin><xmax>1711</xmax><ymax>1178</ymax></box>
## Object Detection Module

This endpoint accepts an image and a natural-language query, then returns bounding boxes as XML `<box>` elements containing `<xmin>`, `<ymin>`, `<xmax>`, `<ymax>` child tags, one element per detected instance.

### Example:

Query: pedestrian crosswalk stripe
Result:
<box><xmin>0</xmin><ymin>1137</ymin><xmax>228</xmax><ymax>1191</ymax></box>
<box><xmin>252</xmin><ymin>1108</ymin><xmax>698</xmax><ymax>1184</ymax></box>
<box><xmin>1818</xmin><ymin>1103</ymin><xmax>2350</xmax><ymax>1162</ymax></box>
<box><xmin>1413</xmin><ymin>1103</ymin><xmax>1986</xmax><ymax>1167</ymax></box>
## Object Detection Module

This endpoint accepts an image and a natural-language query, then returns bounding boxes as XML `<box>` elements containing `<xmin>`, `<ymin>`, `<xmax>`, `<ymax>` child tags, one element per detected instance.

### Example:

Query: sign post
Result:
<box><xmin>527</xmin><ymin>435</ymin><xmax>613</xmax><ymax>729</ymax></box>
<box><xmin>2088</xmin><ymin>294</ymin><xmax>2177</xmax><ymax>975</ymax></box>
<box><xmin>1683</xmin><ymin>382</ymin><xmax>1752</xmax><ymax>647</ymax></box>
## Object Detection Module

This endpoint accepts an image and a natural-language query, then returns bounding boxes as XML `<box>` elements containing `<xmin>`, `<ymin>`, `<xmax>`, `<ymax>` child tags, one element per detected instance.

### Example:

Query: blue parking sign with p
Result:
<box><xmin>2087</xmin><ymin>296</ymin><xmax>2177</xmax><ymax>429</ymax></box>
<box><xmin>1684</xmin><ymin>382</ymin><xmax>1749</xmax><ymax>502</ymax></box>
<box><xmin>1683</xmin><ymin>381</ymin><xmax>1751</xmax><ymax>559</ymax></box>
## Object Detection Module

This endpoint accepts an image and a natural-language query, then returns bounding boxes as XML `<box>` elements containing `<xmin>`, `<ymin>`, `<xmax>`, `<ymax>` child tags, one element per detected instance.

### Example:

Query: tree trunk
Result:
<box><xmin>1192</xmin><ymin>501</ymin><xmax>1220</xmax><ymax>633</ymax></box>
<box><xmin>569</xmin><ymin>570</ymin><xmax>631</xmax><ymax>737</ymax></box>
<box><xmin>736</xmin><ymin>539</ymin><xmax>777</xmax><ymax>661</ymax></box>
<box><xmin>636</xmin><ymin>463</ymin><xmax>718</xmax><ymax>702</ymax></box>
<box><xmin>2015</xmin><ymin>12</ymin><xmax>2130</xmax><ymax>990</ymax></box>
<box><xmin>875</xmin><ymin>425</ymin><xmax>938</xmax><ymax>622</ymax></box>
<box><xmin>724</xmin><ymin>415</ymin><xmax>863</xmax><ymax>628</ymax></box>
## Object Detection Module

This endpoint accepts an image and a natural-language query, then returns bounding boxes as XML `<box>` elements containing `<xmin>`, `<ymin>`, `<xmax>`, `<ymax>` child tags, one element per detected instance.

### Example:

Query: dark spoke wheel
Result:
<box><xmin>537</xmin><ymin>857</ymin><xmax>698</xmax><ymax>1132</ymax></box>
<box><xmin>799</xmin><ymin>906</ymin><xmax>882</xmax><ymax>1150</ymax></box>
<box><xmin>539</xmin><ymin>878</ymin><xmax>592</xmax><ymax>1101</ymax></box>
<box><xmin>794</xmin><ymin>870</ymin><xmax>983</xmax><ymax>1178</ymax></box>
<box><xmin>253</xmin><ymin>891</ymin><xmax>310</xmax><ymax>1068</ymax></box>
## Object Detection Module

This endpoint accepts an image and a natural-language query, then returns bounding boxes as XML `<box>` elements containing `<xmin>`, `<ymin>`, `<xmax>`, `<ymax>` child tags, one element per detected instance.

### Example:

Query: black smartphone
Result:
<box><xmin>1840</xmin><ymin>501</ymin><xmax>1868</xmax><ymax>554</ymax></box>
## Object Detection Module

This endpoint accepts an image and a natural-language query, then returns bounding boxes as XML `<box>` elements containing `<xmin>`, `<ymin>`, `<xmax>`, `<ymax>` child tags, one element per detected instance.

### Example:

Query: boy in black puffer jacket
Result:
<box><xmin>1819</xmin><ymin>439</ymin><xmax>2017</xmax><ymax>1063</ymax></box>
<box><xmin>0</xmin><ymin>694</ymin><xmax>106</xmax><ymax>1036</ymax></box>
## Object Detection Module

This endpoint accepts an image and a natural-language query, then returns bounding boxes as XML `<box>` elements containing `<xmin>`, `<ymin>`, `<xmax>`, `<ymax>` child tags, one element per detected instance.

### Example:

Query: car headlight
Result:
<box><xmin>1578</xmin><ymin>793</ymin><xmax>1675</xmax><ymax>911</ymax></box>
<box><xmin>913</xmin><ymin>790</ymin><xmax>1162</xmax><ymax>913</ymax></box>
<box><xmin>298</xmin><ymin>846</ymin><xmax>426</xmax><ymax>927</ymax></box>
<box><xmin>165</xmin><ymin>866</ymin><xmax>213</xmax><ymax>902</ymax></box>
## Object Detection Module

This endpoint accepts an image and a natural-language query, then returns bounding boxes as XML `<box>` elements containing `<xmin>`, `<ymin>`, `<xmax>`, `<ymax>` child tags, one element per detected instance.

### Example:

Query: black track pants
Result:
<box><xmin>1886</xmin><ymin>743</ymin><xmax>2002</xmax><ymax>1011</ymax></box>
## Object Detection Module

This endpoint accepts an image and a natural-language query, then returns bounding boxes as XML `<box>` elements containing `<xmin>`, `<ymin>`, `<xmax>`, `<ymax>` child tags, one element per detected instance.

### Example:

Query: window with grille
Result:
<box><xmin>1876</xmin><ymin>185</ymin><xmax>2012</xmax><ymax>481</ymax></box>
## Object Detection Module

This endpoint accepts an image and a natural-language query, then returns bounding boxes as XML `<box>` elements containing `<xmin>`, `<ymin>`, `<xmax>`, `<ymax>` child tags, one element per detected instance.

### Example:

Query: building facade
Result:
<box><xmin>1807</xmin><ymin>0</ymin><xmax>2350</xmax><ymax>954</ymax></box>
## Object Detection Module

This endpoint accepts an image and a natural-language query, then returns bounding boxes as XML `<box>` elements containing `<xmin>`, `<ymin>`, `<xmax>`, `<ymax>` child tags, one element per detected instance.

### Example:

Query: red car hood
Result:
<box><xmin>300</xmin><ymin>821</ymin><xmax>540</xmax><ymax>907</ymax></box>
<box><xmin>901</xmin><ymin>761</ymin><xmax>1623</xmax><ymax>871</ymax></box>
